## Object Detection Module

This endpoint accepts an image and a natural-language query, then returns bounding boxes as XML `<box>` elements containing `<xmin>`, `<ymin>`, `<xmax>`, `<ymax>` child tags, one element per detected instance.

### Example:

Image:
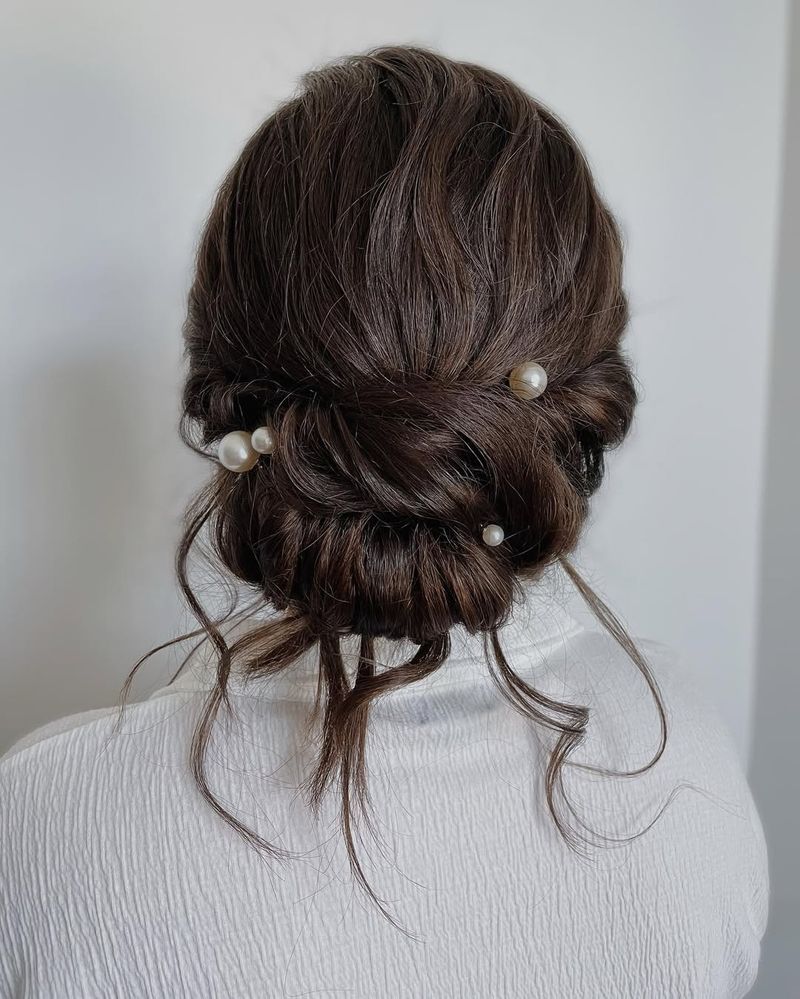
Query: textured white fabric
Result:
<box><xmin>0</xmin><ymin>576</ymin><xmax>768</xmax><ymax>998</ymax></box>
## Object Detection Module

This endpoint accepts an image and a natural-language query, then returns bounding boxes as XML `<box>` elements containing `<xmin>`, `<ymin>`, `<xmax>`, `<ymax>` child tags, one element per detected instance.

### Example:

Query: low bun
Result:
<box><xmin>188</xmin><ymin>351</ymin><xmax>632</xmax><ymax>642</ymax></box>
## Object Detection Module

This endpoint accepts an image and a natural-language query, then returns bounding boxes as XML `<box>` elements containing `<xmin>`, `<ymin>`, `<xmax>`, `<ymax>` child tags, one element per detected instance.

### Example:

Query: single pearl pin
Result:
<box><xmin>509</xmin><ymin>361</ymin><xmax>548</xmax><ymax>400</ymax></box>
<box><xmin>482</xmin><ymin>524</ymin><xmax>505</xmax><ymax>547</ymax></box>
<box><xmin>251</xmin><ymin>425</ymin><xmax>276</xmax><ymax>455</ymax></box>
<box><xmin>218</xmin><ymin>430</ymin><xmax>259</xmax><ymax>473</ymax></box>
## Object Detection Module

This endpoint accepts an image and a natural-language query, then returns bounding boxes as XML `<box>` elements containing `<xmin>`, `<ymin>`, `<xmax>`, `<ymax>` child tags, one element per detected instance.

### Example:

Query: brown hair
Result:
<box><xmin>129</xmin><ymin>45</ymin><xmax>665</xmax><ymax>922</ymax></box>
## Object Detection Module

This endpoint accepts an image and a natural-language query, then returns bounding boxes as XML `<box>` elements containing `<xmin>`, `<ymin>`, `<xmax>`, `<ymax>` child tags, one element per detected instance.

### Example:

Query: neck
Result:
<box><xmin>169</xmin><ymin>564</ymin><xmax>585</xmax><ymax>700</ymax></box>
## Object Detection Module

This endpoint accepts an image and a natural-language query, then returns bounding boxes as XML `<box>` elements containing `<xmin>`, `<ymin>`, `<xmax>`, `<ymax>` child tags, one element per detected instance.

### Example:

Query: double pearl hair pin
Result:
<box><xmin>218</xmin><ymin>425</ymin><xmax>276</xmax><ymax>472</ymax></box>
<box><xmin>216</xmin><ymin>361</ymin><xmax>547</xmax><ymax>545</ymax></box>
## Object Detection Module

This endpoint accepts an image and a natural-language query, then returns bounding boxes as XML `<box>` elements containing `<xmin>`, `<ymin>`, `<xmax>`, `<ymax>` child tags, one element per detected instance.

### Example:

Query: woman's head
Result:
<box><xmin>182</xmin><ymin>45</ymin><xmax>635</xmax><ymax>644</ymax></box>
<box><xmin>159</xmin><ymin>48</ymin><xmax>661</xmax><ymax>917</ymax></box>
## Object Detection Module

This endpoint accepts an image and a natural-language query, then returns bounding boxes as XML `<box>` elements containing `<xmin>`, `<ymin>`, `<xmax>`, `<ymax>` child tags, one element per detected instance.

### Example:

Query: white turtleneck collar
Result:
<box><xmin>162</xmin><ymin>564</ymin><xmax>586</xmax><ymax>702</ymax></box>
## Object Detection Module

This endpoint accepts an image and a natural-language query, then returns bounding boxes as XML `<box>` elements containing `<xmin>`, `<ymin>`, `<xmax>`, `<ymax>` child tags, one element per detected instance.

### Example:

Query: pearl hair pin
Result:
<box><xmin>251</xmin><ymin>425</ymin><xmax>276</xmax><ymax>455</ymax></box>
<box><xmin>508</xmin><ymin>361</ymin><xmax>548</xmax><ymax>400</ymax></box>
<box><xmin>482</xmin><ymin>523</ymin><xmax>505</xmax><ymax>547</ymax></box>
<box><xmin>218</xmin><ymin>425</ymin><xmax>275</xmax><ymax>473</ymax></box>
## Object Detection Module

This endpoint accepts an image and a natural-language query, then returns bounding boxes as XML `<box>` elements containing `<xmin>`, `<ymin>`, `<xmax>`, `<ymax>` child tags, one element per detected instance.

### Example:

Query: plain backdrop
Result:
<box><xmin>750</xmin><ymin>3</ymin><xmax>800</xmax><ymax>995</ymax></box>
<box><xmin>0</xmin><ymin>0</ymin><xmax>796</xmax><ymax>994</ymax></box>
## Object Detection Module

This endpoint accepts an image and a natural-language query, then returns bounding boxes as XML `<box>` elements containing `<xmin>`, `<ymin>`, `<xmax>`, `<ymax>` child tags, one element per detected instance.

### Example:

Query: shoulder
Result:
<box><xmin>1</xmin><ymin>685</ymin><xmax>196</xmax><ymax>772</ymax></box>
<box><xmin>1</xmin><ymin>706</ymin><xmax>123</xmax><ymax>763</ymax></box>
<box><xmin>0</xmin><ymin>687</ymin><xmax>203</xmax><ymax>845</ymax></box>
<box><xmin>0</xmin><ymin>690</ymin><xmax>204</xmax><ymax>903</ymax></box>
<box><xmin>563</xmin><ymin>628</ymin><xmax>764</xmax><ymax>846</ymax></box>
<box><xmin>558</xmin><ymin>629</ymin><xmax>769</xmax><ymax>985</ymax></box>
<box><xmin>557</xmin><ymin>629</ymin><xmax>749</xmax><ymax>783</ymax></box>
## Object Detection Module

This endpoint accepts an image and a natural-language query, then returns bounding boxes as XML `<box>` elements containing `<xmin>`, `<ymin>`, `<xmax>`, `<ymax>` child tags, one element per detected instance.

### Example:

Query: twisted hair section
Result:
<box><xmin>125</xmin><ymin>46</ymin><xmax>666</xmax><ymax>924</ymax></box>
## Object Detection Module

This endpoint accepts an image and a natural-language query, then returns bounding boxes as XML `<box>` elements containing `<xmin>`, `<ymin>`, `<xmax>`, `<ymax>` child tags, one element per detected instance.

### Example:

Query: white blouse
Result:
<box><xmin>0</xmin><ymin>574</ymin><xmax>768</xmax><ymax>998</ymax></box>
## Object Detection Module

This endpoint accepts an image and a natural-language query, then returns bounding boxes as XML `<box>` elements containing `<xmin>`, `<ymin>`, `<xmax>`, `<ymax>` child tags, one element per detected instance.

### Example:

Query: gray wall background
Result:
<box><xmin>750</xmin><ymin>2</ymin><xmax>800</xmax><ymax>994</ymax></box>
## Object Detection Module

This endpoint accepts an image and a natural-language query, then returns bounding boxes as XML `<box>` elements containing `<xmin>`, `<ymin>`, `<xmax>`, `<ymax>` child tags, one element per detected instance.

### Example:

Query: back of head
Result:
<box><xmin>183</xmin><ymin>45</ymin><xmax>634</xmax><ymax>645</ymax></box>
<box><xmin>169</xmin><ymin>47</ymin><xmax>654</xmax><ymax>913</ymax></box>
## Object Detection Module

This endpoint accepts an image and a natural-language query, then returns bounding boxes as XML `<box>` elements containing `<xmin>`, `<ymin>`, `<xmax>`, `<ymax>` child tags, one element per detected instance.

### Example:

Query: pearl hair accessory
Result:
<box><xmin>217</xmin><ymin>425</ymin><xmax>275</xmax><ymax>472</ymax></box>
<box><xmin>481</xmin><ymin>523</ymin><xmax>505</xmax><ymax>547</ymax></box>
<box><xmin>508</xmin><ymin>361</ymin><xmax>548</xmax><ymax>400</ymax></box>
<box><xmin>251</xmin><ymin>424</ymin><xmax>276</xmax><ymax>455</ymax></box>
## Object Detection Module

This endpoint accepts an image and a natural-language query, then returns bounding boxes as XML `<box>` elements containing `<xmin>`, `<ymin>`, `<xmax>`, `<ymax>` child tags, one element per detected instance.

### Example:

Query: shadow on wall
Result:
<box><xmin>748</xmin><ymin>3</ymin><xmax>800</xmax><ymax>997</ymax></box>
<box><xmin>0</xmin><ymin>342</ymin><xmax>193</xmax><ymax>750</ymax></box>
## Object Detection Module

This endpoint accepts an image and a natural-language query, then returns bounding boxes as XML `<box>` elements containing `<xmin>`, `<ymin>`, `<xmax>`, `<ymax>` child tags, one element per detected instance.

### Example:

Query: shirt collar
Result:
<box><xmin>163</xmin><ymin>564</ymin><xmax>585</xmax><ymax>702</ymax></box>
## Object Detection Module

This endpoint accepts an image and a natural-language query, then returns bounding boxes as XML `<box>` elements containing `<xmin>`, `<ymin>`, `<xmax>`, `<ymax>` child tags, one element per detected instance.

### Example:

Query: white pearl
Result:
<box><xmin>509</xmin><ymin>361</ymin><xmax>548</xmax><ymax>400</ymax></box>
<box><xmin>251</xmin><ymin>425</ymin><xmax>276</xmax><ymax>455</ymax></box>
<box><xmin>482</xmin><ymin>523</ymin><xmax>505</xmax><ymax>547</ymax></box>
<box><xmin>217</xmin><ymin>430</ymin><xmax>259</xmax><ymax>473</ymax></box>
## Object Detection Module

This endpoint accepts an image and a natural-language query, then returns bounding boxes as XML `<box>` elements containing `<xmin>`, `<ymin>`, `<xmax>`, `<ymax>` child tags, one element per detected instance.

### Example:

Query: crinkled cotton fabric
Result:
<box><xmin>0</xmin><ymin>578</ymin><xmax>768</xmax><ymax>998</ymax></box>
